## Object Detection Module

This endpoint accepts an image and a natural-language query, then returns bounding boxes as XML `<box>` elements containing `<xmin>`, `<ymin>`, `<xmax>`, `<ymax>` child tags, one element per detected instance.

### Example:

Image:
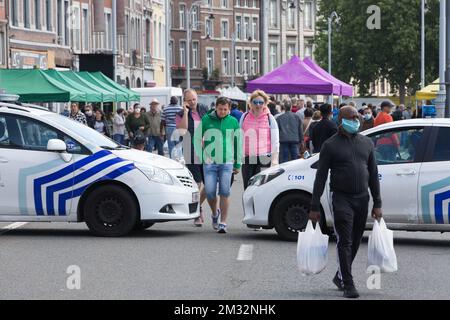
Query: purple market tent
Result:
<box><xmin>246</xmin><ymin>56</ymin><xmax>339</xmax><ymax>94</ymax></box>
<box><xmin>246</xmin><ymin>56</ymin><xmax>352</xmax><ymax>96</ymax></box>
<box><xmin>303</xmin><ymin>57</ymin><xmax>353</xmax><ymax>96</ymax></box>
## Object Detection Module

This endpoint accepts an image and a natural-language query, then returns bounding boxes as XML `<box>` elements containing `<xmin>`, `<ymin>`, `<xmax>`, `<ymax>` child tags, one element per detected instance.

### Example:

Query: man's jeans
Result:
<box><xmin>203</xmin><ymin>163</ymin><xmax>234</xmax><ymax>200</ymax></box>
<box><xmin>113</xmin><ymin>134</ymin><xmax>125</xmax><ymax>145</ymax></box>
<box><xmin>280</xmin><ymin>142</ymin><xmax>300</xmax><ymax>164</ymax></box>
<box><xmin>147</xmin><ymin>136</ymin><xmax>164</xmax><ymax>156</ymax></box>
<box><xmin>166</xmin><ymin>127</ymin><xmax>179</xmax><ymax>159</ymax></box>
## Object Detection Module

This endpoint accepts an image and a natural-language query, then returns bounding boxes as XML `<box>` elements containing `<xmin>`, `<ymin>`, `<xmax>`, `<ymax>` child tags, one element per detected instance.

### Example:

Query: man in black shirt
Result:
<box><xmin>311</xmin><ymin>104</ymin><xmax>337</xmax><ymax>153</ymax></box>
<box><xmin>310</xmin><ymin>106</ymin><xmax>383</xmax><ymax>299</ymax></box>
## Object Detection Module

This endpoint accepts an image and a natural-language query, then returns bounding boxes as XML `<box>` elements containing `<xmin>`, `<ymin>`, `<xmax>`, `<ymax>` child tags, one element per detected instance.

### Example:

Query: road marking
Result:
<box><xmin>0</xmin><ymin>222</ymin><xmax>28</xmax><ymax>235</ymax></box>
<box><xmin>237</xmin><ymin>244</ymin><xmax>253</xmax><ymax>261</ymax></box>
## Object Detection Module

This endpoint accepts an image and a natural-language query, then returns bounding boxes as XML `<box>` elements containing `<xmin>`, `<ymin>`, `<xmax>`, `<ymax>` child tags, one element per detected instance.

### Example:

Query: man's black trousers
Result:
<box><xmin>332</xmin><ymin>192</ymin><xmax>370</xmax><ymax>287</ymax></box>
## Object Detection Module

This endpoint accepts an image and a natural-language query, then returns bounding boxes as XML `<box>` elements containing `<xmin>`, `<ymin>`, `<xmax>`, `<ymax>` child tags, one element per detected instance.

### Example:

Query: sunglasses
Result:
<box><xmin>252</xmin><ymin>100</ymin><xmax>265</xmax><ymax>106</ymax></box>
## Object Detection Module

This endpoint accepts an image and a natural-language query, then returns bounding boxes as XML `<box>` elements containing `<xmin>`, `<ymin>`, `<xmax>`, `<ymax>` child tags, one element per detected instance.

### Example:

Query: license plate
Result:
<box><xmin>192</xmin><ymin>192</ymin><xmax>200</xmax><ymax>203</ymax></box>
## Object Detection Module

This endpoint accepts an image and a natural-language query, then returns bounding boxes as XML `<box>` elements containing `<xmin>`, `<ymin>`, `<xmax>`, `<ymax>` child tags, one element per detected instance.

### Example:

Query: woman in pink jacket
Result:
<box><xmin>240</xmin><ymin>90</ymin><xmax>280</xmax><ymax>189</ymax></box>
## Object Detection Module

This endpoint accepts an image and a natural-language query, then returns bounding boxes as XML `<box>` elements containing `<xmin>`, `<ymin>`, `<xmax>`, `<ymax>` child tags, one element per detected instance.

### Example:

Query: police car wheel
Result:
<box><xmin>84</xmin><ymin>185</ymin><xmax>138</xmax><ymax>237</ymax></box>
<box><xmin>133</xmin><ymin>221</ymin><xmax>155</xmax><ymax>231</ymax></box>
<box><xmin>273</xmin><ymin>193</ymin><xmax>310</xmax><ymax>242</ymax></box>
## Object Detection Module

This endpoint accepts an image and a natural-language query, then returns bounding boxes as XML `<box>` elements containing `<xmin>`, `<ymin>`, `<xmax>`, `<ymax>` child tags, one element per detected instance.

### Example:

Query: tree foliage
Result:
<box><xmin>314</xmin><ymin>0</ymin><xmax>440</xmax><ymax>102</ymax></box>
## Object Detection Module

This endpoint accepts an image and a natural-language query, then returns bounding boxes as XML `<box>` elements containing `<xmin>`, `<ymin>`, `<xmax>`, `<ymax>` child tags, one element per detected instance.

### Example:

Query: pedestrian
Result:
<box><xmin>302</xmin><ymin>108</ymin><xmax>314</xmax><ymax>155</ymax></box>
<box><xmin>309</xmin><ymin>106</ymin><xmax>383</xmax><ymax>299</ymax></box>
<box><xmin>69</xmin><ymin>102</ymin><xmax>87</xmax><ymax>125</ymax></box>
<box><xmin>162</xmin><ymin>96</ymin><xmax>184</xmax><ymax>158</ymax></box>
<box><xmin>84</xmin><ymin>104</ymin><xmax>96</xmax><ymax>129</ymax></box>
<box><xmin>308</xmin><ymin>111</ymin><xmax>322</xmax><ymax>152</ymax></box>
<box><xmin>230</xmin><ymin>101</ymin><xmax>244</xmax><ymax>122</ymax></box>
<box><xmin>113</xmin><ymin>108</ymin><xmax>126</xmax><ymax>145</ymax></box>
<box><xmin>60</xmin><ymin>104</ymin><xmax>70</xmax><ymax>117</ymax></box>
<box><xmin>194</xmin><ymin>96</ymin><xmax>242</xmax><ymax>234</ymax></box>
<box><xmin>403</xmin><ymin>105</ymin><xmax>412</xmax><ymax>120</ymax></box>
<box><xmin>361</xmin><ymin>107</ymin><xmax>375</xmax><ymax>131</ymax></box>
<box><xmin>374</xmin><ymin>101</ymin><xmax>394</xmax><ymax>127</ymax></box>
<box><xmin>311</xmin><ymin>104</ymin><xmax>338</xmax><ymax>153</ymax></box>
<box><xmin>368</xmin><ymin>103</ymin><xmax>377</xmax><ymax>118</ymax></box>
<box><xmin>392</xmin><ymin>105</ymin><xmax>404</xmax><ymax>121</ymax></box>
<box><xmin>146</xmin><ymin>99</ymin><xmax>165</xmax><ymax>156</ymax></box>
<box><xmin>240</xmin><ymin>90</ymin><xmax>280</xmax><ymax>189</ymax></box>
<box><xmin>125</xmin><ymin>103</ymin><xmax>150</xmax><ymax>151</ymax></box>
<box><xmin>176</xmin><ymin>89</ymin><xmax>209</xmax><ymax>226</ymax></box>
<box><xmin>294</xmin><ymin>98</ymin><xmax>306</xmax><ymax>120</ymax></box>
<box><xmin>93</xmin><ymin>109</ymin><xmax>111</xmax><ymax>137</ymax></box>
<box><xmin>276</xmin><ymin>101</ymin><xmax>303</xmax><ymax>164</ymax></box>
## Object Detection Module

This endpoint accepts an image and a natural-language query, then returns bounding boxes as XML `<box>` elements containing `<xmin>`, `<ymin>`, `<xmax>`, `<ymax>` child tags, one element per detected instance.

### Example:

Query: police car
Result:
<box><xmin>243</xmin><ymin>118</ymin><xmax>450</xmax><ymax>241</ymax></box>
<box><xmin>0</xmin><ymin>95</ymin><xmax>200</xmax><ymax>236</ymax></box>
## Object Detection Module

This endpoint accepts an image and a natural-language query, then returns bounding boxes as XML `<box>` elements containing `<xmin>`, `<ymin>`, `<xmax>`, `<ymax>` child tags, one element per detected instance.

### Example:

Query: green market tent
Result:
<box><xmin>77</xmin><ymin>71</ymin><xmax>129</xmax><ymax>102</ymax></box>
<box><xmin>60</xmin><ymin>71</ymin><xmax>116</xmax><ymax>102</ymax></box>
<box><xmin>43</xmin><ymin>69</ymin><xmax>103</xmax><ymax>103</ymax></box>
<box><xmin>0</xmin><ymin>69</ymin><xmax>86</xmax><ymax>102</ymax></box>
<box><xmin>91</xmin><ymin>72</ymin><xmax>140</xmax><ymax>102</ymax></box>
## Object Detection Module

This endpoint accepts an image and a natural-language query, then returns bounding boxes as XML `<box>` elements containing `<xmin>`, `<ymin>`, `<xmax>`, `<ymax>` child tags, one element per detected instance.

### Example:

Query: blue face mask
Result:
<box><xmin>341</xmin><ymin>118</ymin><xmax>360</xmax><ymax>134</ymax></box>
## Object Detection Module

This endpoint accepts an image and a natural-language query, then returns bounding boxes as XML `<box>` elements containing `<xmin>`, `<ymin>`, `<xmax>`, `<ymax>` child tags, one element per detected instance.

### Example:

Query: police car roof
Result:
<box><xmin>0</xmin><ymin>101</ymin><xmax>51</xmax><ymax>116</ymax></box>
<box><xmin>363</xmin><ymin>118</ymin><xmax>450</xmax><ymax>135</ymax></box>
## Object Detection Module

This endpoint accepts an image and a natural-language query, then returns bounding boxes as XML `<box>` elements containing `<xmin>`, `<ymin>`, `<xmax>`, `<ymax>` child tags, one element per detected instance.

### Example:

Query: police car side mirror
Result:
<box><xmin>47</xmin><ymin>139</ymin><xmax>67</xmax><ymax>152</ymax></box>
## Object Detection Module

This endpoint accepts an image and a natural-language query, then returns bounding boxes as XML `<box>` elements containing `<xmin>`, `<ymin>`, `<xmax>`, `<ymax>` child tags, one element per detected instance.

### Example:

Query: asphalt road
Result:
<box><xmin>0</xmin><ymin>177</ymin><xmax>449</xmax><ymax>300</ymax></box>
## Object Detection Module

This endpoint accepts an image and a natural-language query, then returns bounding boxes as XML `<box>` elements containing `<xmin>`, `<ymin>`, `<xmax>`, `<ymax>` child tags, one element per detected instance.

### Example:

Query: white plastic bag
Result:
<box><xmin>367</xmin><ymin>218</ymin><xmax>398</xmax><ymax>273</ymax></box>
<box><xmin>297</xmin><ymin>220</ymin><xmax>329</xmax><ymax>275</ymax></box>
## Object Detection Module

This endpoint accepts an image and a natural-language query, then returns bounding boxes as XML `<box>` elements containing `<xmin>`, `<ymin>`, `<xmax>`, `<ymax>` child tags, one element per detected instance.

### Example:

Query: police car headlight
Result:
<box><xmin>137</xmin><ymin>165</ymin><xmax>174</xmax><ymax>185</ymax></box>
<box><xmin>248</xmin><ymin>168</ymin><xmax>285</xmax><ymax>187</ymax></box>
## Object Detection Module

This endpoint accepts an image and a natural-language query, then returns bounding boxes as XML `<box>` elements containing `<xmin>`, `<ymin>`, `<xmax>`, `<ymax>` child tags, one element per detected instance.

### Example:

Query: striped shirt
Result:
<box><xmin>162</xmin><ymin>104</ymin><xmax>183</xmax><ymax>128</ymax></box>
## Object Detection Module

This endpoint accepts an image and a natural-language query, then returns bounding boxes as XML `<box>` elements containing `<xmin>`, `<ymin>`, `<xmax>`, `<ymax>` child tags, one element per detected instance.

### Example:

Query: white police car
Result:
<box><xmin>0</xmin><ymin>95</ymin><xmax>200</xmax><ymax>236</ymax></box>
<box><xmin>243</xmin><ymin>118</ymin><xmax>450</xmax><ymax>241</ymax></box>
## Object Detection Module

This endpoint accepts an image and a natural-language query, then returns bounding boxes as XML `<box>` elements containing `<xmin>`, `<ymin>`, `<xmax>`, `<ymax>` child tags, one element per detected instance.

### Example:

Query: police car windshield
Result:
<box><xmin>42</xmin><ymin>113</ymin><xmax>120</xmax><ymax>149</ymax></box>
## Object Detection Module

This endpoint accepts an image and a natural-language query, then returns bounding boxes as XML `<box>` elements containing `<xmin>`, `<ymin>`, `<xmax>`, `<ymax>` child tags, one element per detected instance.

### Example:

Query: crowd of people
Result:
<box><xmin>61</xmin><ymin>90</ymin><xmax>412</xmax><ymax>236</ymax></box>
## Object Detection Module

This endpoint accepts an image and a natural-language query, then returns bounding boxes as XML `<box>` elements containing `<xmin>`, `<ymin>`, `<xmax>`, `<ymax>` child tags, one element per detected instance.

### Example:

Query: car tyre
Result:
<box><xmin>273</xmin><ymin>193</ymin><xmax>311</xmax><ymax>242</ymax></box>
<box><xmin>84</xmin><ymin>185</ymin><xmax>138</xmax><ymax>237</ymax></box>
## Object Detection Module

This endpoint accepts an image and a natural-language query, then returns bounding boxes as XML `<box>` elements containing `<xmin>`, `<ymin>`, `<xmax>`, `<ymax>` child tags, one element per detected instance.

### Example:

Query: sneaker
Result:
<box><xmin>194</xmin><ymin>207</ymin><xmax>204</xmax><ymax>227</ymax></box>
<box><xmin>217</xmin><ymin>223</ymin><xmax>227</xmax><ymax>234</ymax></box>
<box><xmin>343</xmin><ymin>285</ymin><xmax>360</xmax><ymax>299</ymax></box>
<box><xmin>212</xmin><ymin>209</ymin><xmax>220</xmax><ymax>230</ymax></box>
<box><xmin>332</xmin><ymin>273</ymin><xmax>344</xmax><ymax>291</ymax></box>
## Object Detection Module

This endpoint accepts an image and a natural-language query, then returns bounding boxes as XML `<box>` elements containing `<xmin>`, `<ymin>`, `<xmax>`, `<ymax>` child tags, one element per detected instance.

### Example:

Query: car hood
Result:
<box><xmin>112</xmin><ymin>149</ymin><xmax>184</xmax><ymax>170</ymax></box>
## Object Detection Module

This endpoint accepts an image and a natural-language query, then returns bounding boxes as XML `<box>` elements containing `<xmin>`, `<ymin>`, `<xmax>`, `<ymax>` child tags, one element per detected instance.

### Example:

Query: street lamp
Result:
<box><xmin>186</xmin><ymin>1</ymin><xmax>214</xmax><ymax>89</ymax></box>
<box><xmin>421</xmin><ymin>0</ymin><xmax>426</xmax><ymax>90</ymax></box>
<box><xmin>328</xmin><ymin>11</ymin><xmax>340</xmax><ymax>104</ymax></box>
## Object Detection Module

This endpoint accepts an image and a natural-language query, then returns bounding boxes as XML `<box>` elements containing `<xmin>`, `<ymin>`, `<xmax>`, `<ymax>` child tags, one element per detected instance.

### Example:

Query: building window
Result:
<box><xmin>64</xmin><ymin>1</ymin><xmax>70</xmax><ymax>46</ymax></box>
<box><xmin>222</xmin><ymin>50</ymin><xmax>229</xmax><ymax>75</ymax></box>
<box><xmin>305</xmin><ymin>44</ymin><xmax>313</xmax><ymax>58</ymax></box>
<box><xmin>288</xmin><ymin>5</ymin><xmax>295</xmax><ymax>29</ymax></box>
<box><xmin>244</xmin><ymin>17</ymin><xmax>250</xmax><ymax>40</ymax></box>
<box><xmin>179</xmin><ymin>4</ymin><xmax>186</xmax><ymax>29</ymax></box>
<box><xmin>72</xmin><ymin>6</ymin><xmax>81</xmax><ymax>51</ymax></box>
<box><xmin>153</xmin><ymin>20</ymin><xmax>157</xmax><ymax>56</ymax></box>
<box><xmin>192</xmin><ymin>41</ymin><xmax>199</xmax><ymax>68</ymax></box>
<box><xmin>0</xmin><ymin>32</ymin><xmax>4</xmax><ymax>65</ymax></box>
<box><xmin>205</xmin><ymin>19</ymin><xmax>213</xmax><ymax>38</ymax></box>
<box><xmin>82</xmin><ymin>8</ymin><xmax>89</xmax><ymax>51</ymax></box>
<box><xmin>45</xmin><ymin>0</ymin><xmax>51</xmax><ymax>31</ymax></box>
<box><xmin>169</xmin><ymin>40</ymin><xmax>174</xmax><ymax>67</ymax></box>
<box><xmin>244</xmin><ymin>50</ymin><xmax>250</xmax><ymax>75</ymax></box>
<box><xmin>206</xmin><ymin>49</ymin><xmax>214</xmax><ymax>76</ymax></box>
<box><xmin>270</xmin><ymin>44</ymin><xmax>277</xmax><ymax>71</ymax></box>
<box><xmin>24</xmin><ymin>0</ymin><xmax>30</xmax><ymax>28</ymax></box>
<box><xmin>269</xmin><ymin>0</ymin><xmax>277</xmax><ymax>28</ymax></box>
<box><xmin>57</xmin><ymin>0</ymin><xmax>62</xmax><ymax>38</ymax></box>
<box><xmin>380</xmin><ymin>79</ymin><xmax>386</xmax><ymax>95</ymax></box>
<box><xmin>106</xmin><ymin>12</ymin><xmax>112</xmax><ymax>50</ymax></box>
<box><xmin>11</xmin><ymin>0</ymin><xmax>19</xmax><ymax>26</ymax></box>
<box><xmin>35</xmin><ymin>0</ymin><xmax>41</xmax><ymax>29</ymax></box>
<box><xmin>304</xmin><ymin>1</ymin><xmax>313</xmax><ymax>29</ymax></box>
<box><xmin>221</xmin><ymin>20</ymin><xmax>228</xmax><ymax>39</ymax></box>
<box><xmin>252</xmin><ymin>18</ymin><xmax>258</xmax><ymax>41</ymax></box>
<box><xmin>252</xmin><ymin>50</ymin><xmax>258</xmax><ymax>75</ymax></box>
<box><xmin>236</xmin><ymin>49</ymin><xmax>242</xmax><ymax>75</ymax></box>
<box><xmin>191</xmin><ymin>6</ymin><xmax>199</xmax><ymax>30</ymax></box>
<box><xmin>221</xmin><ymin>0</ymin><xmax>228</xmax><ymax>8</ymax></box>
<box><xmin>236</xmin><ymin>16</ymin><xmax>242</xmax><ymax>40</ymax></box>
<box><xmin>180</xmin><ymin>40</ymin><xmax>186</xmax><ymax>67</ymax></box>
<box><xmin>287</xmin><ymin>44</ymin><xmax>295</xmax><ymax>60</ymax></box>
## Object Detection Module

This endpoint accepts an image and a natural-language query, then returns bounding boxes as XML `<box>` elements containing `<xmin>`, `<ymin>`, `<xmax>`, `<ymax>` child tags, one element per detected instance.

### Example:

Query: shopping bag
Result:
<box><xmin>367</xmin><ymin>218</ymin><xmax>398</xmax><ymax>273</ymax></box>
<box><xmin>297</xmin><ymin>220</ymin><xmax>329</xmax><ymax>275</ymax></box>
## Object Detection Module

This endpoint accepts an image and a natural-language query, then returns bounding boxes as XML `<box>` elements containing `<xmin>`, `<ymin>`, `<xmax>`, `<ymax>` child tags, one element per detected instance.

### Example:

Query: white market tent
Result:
<box><xmin>219</xmin><ymin>86</ymin><xmax>249</xmax><ymax>101</ymax></box>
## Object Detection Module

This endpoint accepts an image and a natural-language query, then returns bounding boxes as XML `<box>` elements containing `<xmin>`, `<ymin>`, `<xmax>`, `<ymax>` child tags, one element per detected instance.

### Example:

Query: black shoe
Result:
<box><xmin>343</xmin><ymin>286</ymin><xmax>360</xmax><ymax>299</ymax></box>
<box><xmin>333</xmin><ymin>274</ymin><xmax>344</xmax><ymax>291</ymax></box>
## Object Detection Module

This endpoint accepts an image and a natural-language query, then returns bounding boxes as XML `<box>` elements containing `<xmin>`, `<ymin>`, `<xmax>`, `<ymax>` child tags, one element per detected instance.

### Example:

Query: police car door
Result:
<box><xmin>367</xmin><ymin>126</ymin><xmax>427</xmax><ymax>223</ymax></box>
<box><xmin>0</xmin><ymin>113</ymin><xmax>78</xmax><ymax>217</ymax></box>
<box><xmin>418</xmin><ymin>125</ymin><xmax>450</xmax><ymax>225</ymax></box>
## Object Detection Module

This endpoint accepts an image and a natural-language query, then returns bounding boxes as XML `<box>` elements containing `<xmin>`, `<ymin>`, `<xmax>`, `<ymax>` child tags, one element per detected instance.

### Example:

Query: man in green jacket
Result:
<box><xmin>194</xmin><ymin>97</ymin><xmax>242</xmax><ymax>233</ymax></box>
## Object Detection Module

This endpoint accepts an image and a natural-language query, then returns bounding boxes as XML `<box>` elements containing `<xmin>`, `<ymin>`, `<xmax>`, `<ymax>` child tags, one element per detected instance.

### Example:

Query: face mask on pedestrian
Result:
<box><xmin>363</xmin><ymin>113</ymin><xmax>372</xmax><ymax>121</ymax></box>
<box><xmin>134</xmin><ymin>108</ymin><xmax>141</xmax><ymax>115</ymax></box>
<box><xmin>341</xmin><ymin>118</ymin><xmax>360</xmax><ymax>134</ymax></box>
<box><xmin>85</xmin><ymin>110</ymin><xmax>92</xmax><ymax>116</ymax></box>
